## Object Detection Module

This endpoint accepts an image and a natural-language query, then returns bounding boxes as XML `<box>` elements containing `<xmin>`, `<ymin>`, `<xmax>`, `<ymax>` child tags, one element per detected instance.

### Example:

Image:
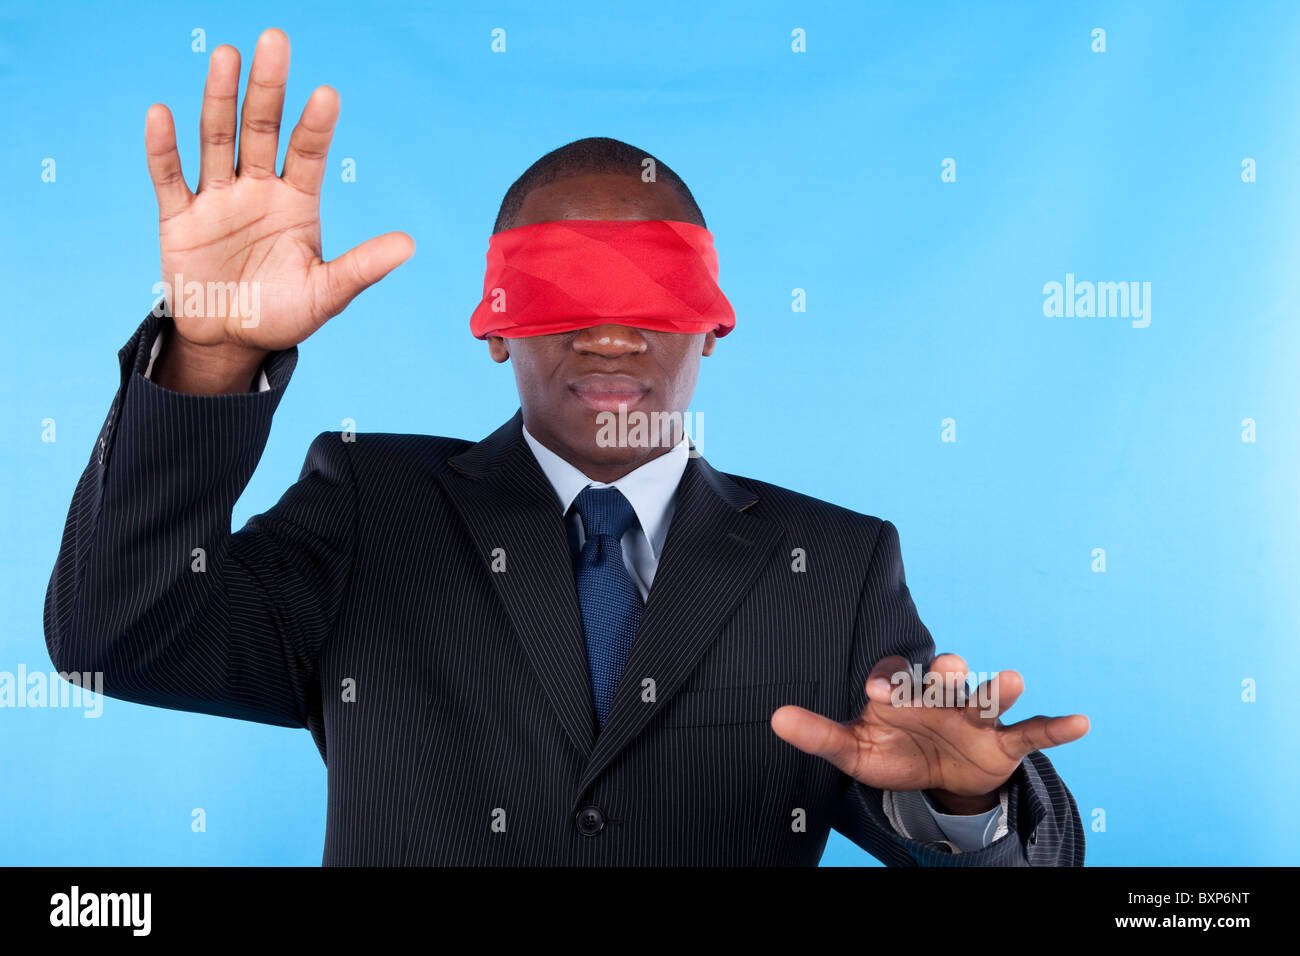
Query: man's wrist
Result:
<box><xmin>152</xmin><ymin>326</ymin><xmax>270</xmax><ymax>395</ymax></box>
<box><xmin>924</xmin><ymin>787</ymin><xmax>1001</xmax><ymax>815</ymax></box>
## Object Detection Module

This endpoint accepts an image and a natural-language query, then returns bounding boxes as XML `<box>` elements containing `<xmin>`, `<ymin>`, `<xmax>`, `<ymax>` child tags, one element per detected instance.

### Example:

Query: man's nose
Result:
<box><xmin>572</xmin><ymin>324</ymin><xmax>648</xmax><ymax>357</ymax></box>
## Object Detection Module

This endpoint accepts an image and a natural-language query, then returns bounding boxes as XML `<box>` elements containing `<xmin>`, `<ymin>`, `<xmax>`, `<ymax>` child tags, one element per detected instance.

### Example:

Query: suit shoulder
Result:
<box><xmin>717</xmin><ymin>469</ymin><xmax>887</xmax><ymax>542</ymax></box>
<box><xmin>305</xmin><ymin>430</ymin><xmax>474</xmax><ymax>478</ymax></box>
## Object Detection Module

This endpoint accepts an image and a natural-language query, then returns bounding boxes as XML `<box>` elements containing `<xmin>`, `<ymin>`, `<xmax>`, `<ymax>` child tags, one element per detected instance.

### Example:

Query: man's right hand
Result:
<box><xmin>146</xmin><ymin>28</ymin><xmax>414</xmax><ymax>393</ymax></box>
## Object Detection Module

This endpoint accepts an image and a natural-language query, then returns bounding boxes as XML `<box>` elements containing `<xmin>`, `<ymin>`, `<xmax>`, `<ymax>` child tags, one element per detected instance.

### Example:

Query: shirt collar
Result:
<box><xmin>521</xmin><ymin>421</ymin><xmax>689</xmax><ymax>560</ymax></box>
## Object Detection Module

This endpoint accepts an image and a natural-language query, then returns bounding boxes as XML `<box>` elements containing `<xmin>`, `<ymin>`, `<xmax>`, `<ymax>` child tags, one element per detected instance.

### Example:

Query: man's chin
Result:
<box><xmin>555</xmin><ymin>421</ymin><xmax>673</xmax><ymax>474</ymax></box>
<box><xmin>575</xmin><ymin>434</ymin><xmax>658</xmax><ymax>468</ymax></box>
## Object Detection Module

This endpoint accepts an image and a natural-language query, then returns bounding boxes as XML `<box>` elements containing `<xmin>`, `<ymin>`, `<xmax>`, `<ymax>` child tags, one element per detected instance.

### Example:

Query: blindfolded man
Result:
<box><xmin>45</xmin><ymin>28</ymin><xmax>1088</xmax><ymax>866</ymax></box>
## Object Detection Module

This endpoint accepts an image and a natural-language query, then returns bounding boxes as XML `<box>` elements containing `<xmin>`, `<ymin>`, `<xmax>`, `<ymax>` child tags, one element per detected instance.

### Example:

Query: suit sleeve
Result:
<box><xmin>43</xmin><ymin>309</ymin><xmax>357</xmax><ymax>729</ymax></box>
<box><xmin>830</xmin><ymin>519</ymin><xmax>1086</xmax><ymax>866</ymax></box>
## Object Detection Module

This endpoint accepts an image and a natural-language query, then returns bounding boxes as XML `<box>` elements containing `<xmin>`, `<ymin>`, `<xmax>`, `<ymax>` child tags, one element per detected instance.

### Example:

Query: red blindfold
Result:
<box><xmin>469</xmin><ymin>219</ymin><xmax>736</xmax><ymax>339</ymax></box>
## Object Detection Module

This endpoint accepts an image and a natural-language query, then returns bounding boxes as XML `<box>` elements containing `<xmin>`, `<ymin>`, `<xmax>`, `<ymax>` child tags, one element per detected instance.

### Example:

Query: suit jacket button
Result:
<box><xmin>576</xmin><ymin>806</ymin><xmax>605</xmax><ymax>836</ymax></box>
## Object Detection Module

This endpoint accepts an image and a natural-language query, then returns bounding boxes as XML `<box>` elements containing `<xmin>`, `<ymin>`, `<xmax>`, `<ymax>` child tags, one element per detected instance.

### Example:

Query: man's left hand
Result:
<box><xmin>770</xmin><ymin>653</ymin><xmax>1090</xmax><ymax>814</ymax></box>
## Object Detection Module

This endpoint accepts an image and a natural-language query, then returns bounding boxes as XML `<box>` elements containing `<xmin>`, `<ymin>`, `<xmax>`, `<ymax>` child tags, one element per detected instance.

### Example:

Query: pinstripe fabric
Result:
<box><xmin>43</xmin><ymin>310</ymin><xmax>1085</xmax><ymax>866</ymax></box>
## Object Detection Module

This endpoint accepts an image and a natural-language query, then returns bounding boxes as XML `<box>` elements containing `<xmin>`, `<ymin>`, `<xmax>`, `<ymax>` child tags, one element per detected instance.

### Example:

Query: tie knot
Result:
<box><xmin>572</xmin><ymin>486</ymin><xmax>639</xmax><ymax>541</ymax></box>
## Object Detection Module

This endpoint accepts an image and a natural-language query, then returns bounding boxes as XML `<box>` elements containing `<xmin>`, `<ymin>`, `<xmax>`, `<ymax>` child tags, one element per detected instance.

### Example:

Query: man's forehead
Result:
<box><xmin>514</xmin><ymin>172</ymin><xmax>695</xmax><ymax>228</ymax></box>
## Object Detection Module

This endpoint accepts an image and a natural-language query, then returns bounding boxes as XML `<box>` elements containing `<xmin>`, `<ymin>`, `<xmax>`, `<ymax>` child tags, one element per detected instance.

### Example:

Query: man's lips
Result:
<box><xmin>568</xmin><ymin>373</ymin><xmax>650</xmax><ymax>412</ymax></box>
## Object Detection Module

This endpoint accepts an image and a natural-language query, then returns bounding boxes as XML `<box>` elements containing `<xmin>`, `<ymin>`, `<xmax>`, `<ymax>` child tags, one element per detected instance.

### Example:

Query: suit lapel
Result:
<box><xmin>436</xmin><ymin>410</ymin><xmax>785</xmax><ymax>794</ymax></box>
<box><xmin>574</xmin><ymin>450</ymin><xmax>784</xmax><ymax>796</ymax></box>
<box><xmin>436</xmin><ymin>410</ymin><xmax>598</xmax><ymax>759</ymax></box>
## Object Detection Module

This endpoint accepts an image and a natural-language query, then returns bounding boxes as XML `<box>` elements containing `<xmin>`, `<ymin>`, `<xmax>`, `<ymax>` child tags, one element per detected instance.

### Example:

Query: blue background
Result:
<box><xmin>2</xmin><ymin>0</ymin><xmax>1296</xmax><ymax>865</ymax></box>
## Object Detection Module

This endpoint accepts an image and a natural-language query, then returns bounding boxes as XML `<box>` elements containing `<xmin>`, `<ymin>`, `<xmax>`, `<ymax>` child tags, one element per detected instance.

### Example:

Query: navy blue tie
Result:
<box><xmin>571</xmin><ymin>486</ymin><xmax>644</xmax><ymax>728</ymax></box>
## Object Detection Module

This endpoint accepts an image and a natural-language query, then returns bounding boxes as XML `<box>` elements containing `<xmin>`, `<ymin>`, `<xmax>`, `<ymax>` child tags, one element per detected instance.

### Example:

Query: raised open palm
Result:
<box><xmin>145</xmin><ymin>28</ymin><xmax>413</xmax><ymax>352</ymax></box>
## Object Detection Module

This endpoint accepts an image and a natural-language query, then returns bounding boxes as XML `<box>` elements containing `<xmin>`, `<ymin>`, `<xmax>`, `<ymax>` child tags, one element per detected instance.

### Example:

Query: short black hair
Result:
<box><xmin>492</xmin><ymin>136</ymin><xmax>706</xmax><ymax>234</ymax></box>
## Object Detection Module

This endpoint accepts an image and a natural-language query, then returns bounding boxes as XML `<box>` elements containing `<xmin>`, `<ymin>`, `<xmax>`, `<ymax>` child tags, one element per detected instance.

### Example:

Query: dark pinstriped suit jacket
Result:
<box><xmin>44</xmin><ymin>310</ymin><xmax>1085</xmax><ymax>866</ymax></box>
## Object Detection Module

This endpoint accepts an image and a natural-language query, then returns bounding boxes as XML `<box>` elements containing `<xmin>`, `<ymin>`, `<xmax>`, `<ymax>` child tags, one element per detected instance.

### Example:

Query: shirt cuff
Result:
<box><xmin>923</xmin><ymin>787</ymin><xmax>1008</xmax><ymax>850</ymax></box>
<box><xmin>143</xmin><ymin>325</ymin><xmax>270</xmax><ymax>393</ymax></box>
<box><xmin>882</xmin><ymin>786</ymin><xmax>1009</xmax><ymax>853</ymax></box>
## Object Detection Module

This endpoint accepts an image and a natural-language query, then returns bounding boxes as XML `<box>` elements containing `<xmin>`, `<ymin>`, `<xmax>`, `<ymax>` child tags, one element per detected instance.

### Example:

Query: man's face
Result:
<box><xmin>488</xmin><ymin>172</ymin><xmax>717</xmax><ymax>482</ymax></box>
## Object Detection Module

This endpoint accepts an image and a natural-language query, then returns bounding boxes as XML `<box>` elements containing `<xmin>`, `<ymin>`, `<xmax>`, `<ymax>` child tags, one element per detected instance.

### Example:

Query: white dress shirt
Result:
<box><xmin>521</xmin><ymin>422</ymin><xmax>686</xmax><ymax>601</ymax></box>
<box><xmin>141</xmin><ymin>326</ymin><xmax>1008</xmax><ymax>854</ymax></box>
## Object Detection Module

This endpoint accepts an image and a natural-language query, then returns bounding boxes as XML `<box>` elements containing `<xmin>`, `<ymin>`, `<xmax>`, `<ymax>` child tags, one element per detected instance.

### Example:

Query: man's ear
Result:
<box><xmin>701</xmin><ymin>331</ymin><xmax>717</xmax><ymax>356</ymax></box>
<box><xmin>488</xmin><ymin>335</ymin><xmax>510</xmax><ymax>363</ymax></box>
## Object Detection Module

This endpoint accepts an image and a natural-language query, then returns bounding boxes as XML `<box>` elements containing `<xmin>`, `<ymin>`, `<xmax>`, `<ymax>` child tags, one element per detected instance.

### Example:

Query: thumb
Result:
<box><xmin>317</xmin><ymin>231</ymin><xmax>415</xmax><ymax>318</ymax></box>
<box><xmin>770</xmin><ymin>705</ymin><xmax>859</xmax><ymax>775</ymax></box>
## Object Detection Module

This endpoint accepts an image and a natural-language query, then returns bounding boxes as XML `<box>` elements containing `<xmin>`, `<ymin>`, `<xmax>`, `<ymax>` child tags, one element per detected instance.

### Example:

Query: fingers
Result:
<box><xmin>865</xmin><ymin>654</ymin><xmax>912</xmax><ymax>704</ymax></box>
<box><xmin>236</xmin><ymin>28</ymin><xmax>291</xmax><ymax>179</ymax></box>
<box><xmin>282</xmin><ymin>85</ymin><xmax>340</xmax><ymax>195</ymax></box>
<box><xmin>927</xmin><ymin>653</ymin><xmax>970</xmax><ymax>705</ymax></box>
<box><xmin>198</xmin><ymin>44</ymin><xmax>241</xmax><ymax>191</ymax></box>
<box><xmin>770</xmin><ymin>705</ymin><xmax>859</xmax><ymax>775</ymax></box>
<box><xmin>866</xmin><ymin>652</ymin><xmax>968</xmax><ymax>707</ymax></box>
<box><xmin>317</xmin><ymin>231</ymin><xmax>416</xmax><ymax>318</ymax></box>
<box><xmin>972</xmin><ymin>669</ymin><xmax>1023</xmax><ymax>720</ymax></box>
<box><xmin>145</xmin><ymin>104</ymin><xmax>192</xmax><ymax>220</ymax></box>
<box><xmin>1001</xmin><ymin>713</ymin><xmax>1090</xmax><ymax>760</ymax></box>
